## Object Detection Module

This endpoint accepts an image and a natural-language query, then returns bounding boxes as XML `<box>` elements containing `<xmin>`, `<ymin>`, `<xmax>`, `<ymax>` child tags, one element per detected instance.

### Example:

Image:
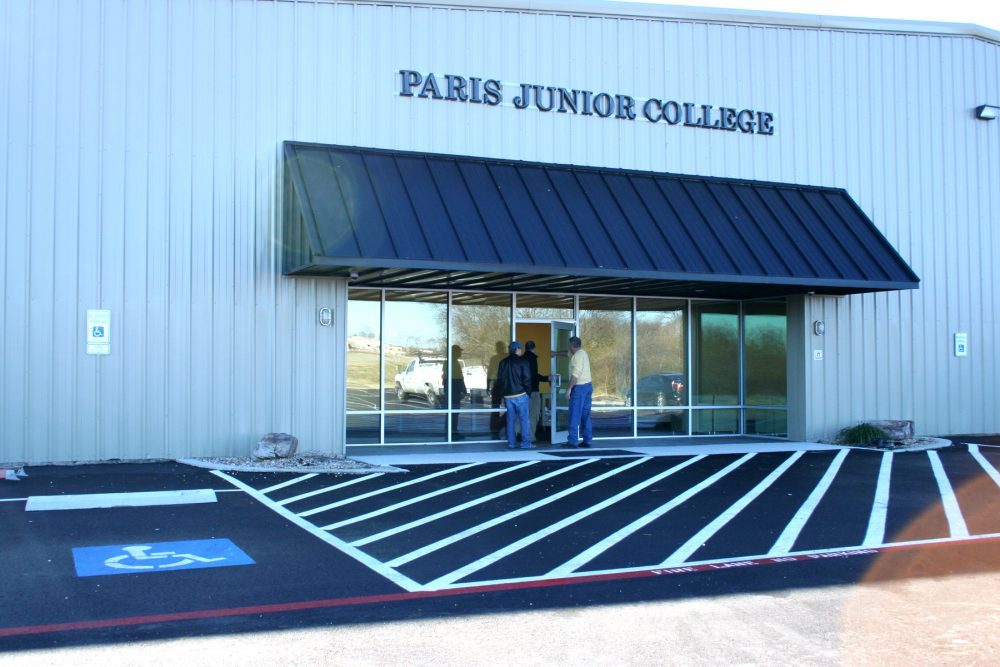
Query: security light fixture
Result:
<box><xmin>976</xmin><ymin>104</ymin><xmax>999</xmax><ymax>120</ymax></box>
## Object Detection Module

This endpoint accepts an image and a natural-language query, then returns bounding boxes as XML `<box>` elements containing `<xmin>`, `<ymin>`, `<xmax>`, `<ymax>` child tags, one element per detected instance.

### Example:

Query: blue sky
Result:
<box><xmin>621</xmin><ymin>1</ymin><xmax>1000</xmax><ymax>32</ymax></box>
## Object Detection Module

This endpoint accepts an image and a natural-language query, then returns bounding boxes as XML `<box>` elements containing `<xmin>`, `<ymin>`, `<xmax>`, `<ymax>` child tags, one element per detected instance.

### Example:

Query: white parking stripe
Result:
<box><xmin>969</xmin><ymin>444</ymin><xmax>1000</xmax><ymax>487</ymax></box>
<box><xmin>386</xmin><ymin>457</ymin><xmax>653</xmax><ymax>569</ymax></box>
<box><xmin>350</xmin><ymin>459</ymin><xmax>597</xmax><ymax>547</ymax></box>
<box><xmin>320</xmin><ymin>461</ymin><xmax>539</xmax><ymax>530</ymax></box>
<box><xmin>862</xmin><ymin>451</ymin><xmax>893</xmax><ymax>547</ymax></box>
<box><xmin>549</xmin><ymin>453</ymin><xmax>754</xmax><ymax>577</ymax></box>
<box><xmin>211</xmin><ymin>470</ymin><xmax>423</xmax><ymax>593</ymax></box>
<box><xmin>277</xmin><ymin>473</ymin><xmax>385</xmax><ymax>506</ymax></box>
<box><xmin>260</xmin><ymin>473</ymin><xmax>318</xmax><ymax>495</ymax></box>
<box><xmin>768</xmin><ymin>449</ymin><xmax>850</xmax><ymax>556</ymax></box>
<box><xmin>928</xmin><ymin>450</ymin><xmax>970</xmax><ymax>538</ymax></box>
<box><xmin>298</xmin><ymin>463</ymin><xmax>482</xmax><ymax>518</ymax></box>
<box><xmin>25</xmin><ymin>489</ymin><xmax>217</xmax><ymax>511</ymax></box>
<box><xmin>427</xmin><ymin>455</ymin><xmax>706</xmax><ymax>588</ymax></box>
<box><xmin>662</xmin><ymin>452</ymin><xmax>804</xmax><ymax>565</ymax></box>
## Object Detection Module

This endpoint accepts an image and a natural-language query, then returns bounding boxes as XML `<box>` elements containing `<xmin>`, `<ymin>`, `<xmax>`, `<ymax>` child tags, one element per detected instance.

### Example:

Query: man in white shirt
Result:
<box><xmin>562</xmin><ymin>336</ymin><xmax>593</xmax><ymax>448</ymax></box>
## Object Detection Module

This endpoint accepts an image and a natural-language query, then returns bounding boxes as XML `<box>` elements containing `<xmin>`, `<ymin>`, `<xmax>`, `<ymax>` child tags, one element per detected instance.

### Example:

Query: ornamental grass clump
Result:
<box><xmin>838</xmin><ymin>423</ymin><xmax>890</xmax><ymax>446</ymax></box>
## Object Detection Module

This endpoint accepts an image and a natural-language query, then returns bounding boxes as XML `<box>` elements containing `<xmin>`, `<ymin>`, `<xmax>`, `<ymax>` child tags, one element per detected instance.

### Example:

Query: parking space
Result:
<box><xmin>3</xmin><ymin>443</ymin><xmax>999</xmax><ymax>642</ymax></box>
<box><xmin>0</xmin><ymin>465</ymin><xmax>403</xmax><ymax>635</ymax></box>
<box><xmin>219</xmin><ymin>443</ymin><xmax>1000</xmax><ymax>592</ymax></box>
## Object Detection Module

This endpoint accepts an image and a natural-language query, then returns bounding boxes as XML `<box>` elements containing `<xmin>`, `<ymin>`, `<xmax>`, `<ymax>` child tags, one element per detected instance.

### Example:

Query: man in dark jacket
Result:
<box><xmin>495</xmin><ymin>341</ymin><xmax>534</xmax><ymax>449</ymax></box>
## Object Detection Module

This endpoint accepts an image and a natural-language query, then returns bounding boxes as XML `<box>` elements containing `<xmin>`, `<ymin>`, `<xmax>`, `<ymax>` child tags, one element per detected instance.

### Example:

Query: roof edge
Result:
<box><xmin>308</xmin><ymin>0</ymin><xmax>1000</xmax><ymax>44</ymax></box>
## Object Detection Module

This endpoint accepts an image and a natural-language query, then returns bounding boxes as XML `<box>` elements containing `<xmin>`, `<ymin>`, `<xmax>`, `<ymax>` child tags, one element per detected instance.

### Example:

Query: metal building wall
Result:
<box><xmin>1</xmin><ymin>0</ymin><xmax>998</xmax><ymax>463</ymax></box>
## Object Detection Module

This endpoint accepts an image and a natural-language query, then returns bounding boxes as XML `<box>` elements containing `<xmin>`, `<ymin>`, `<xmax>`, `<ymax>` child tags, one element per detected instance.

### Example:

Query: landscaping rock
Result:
<box><xmin>252</xmin><ymin>432</ymin><xmax>298</xmax><ymax>460</ymax></box>
<box><xmin>869</xmin><ymin>420</ymin><xmax>915</xmax><ymax>441</ymax></box>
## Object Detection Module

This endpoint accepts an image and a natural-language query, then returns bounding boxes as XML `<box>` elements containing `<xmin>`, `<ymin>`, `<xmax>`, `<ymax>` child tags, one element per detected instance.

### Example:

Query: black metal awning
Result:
<box><xmin>282</xmin><ymin>142</ymin><xmax>919</xmax><ymax>299</ymax></box>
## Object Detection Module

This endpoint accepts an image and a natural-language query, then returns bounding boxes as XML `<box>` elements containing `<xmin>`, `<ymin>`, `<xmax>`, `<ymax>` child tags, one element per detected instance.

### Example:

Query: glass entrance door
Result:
<box><xmin>550</xmin><ymin>321</ymin><xmax>575</xmax><ymax>444</ymax></box>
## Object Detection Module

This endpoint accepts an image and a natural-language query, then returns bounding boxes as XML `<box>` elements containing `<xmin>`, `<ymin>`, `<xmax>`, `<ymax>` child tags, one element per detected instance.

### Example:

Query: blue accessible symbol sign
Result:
<box><xmin>72</xmin><ymin>539</ymin><xmax>255</xmax><ymax>577</ymax></box>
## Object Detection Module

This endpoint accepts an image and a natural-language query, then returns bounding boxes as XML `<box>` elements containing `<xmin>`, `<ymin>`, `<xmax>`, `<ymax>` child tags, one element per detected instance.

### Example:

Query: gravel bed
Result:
<box><xmin>177</xmin><ymin>452</ymin><xmax>406</xmax><ymax>474</ymax></box>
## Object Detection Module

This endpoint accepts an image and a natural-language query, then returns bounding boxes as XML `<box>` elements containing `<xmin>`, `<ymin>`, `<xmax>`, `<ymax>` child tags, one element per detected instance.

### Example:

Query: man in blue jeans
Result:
<box><xmin>495</xmin><ymin>341</ymin><xmax>534</xmax><ymax>450</ymax></box>
<box><xmin>562</xmin><ymin>336</ymin><xmax>593</xmax><ymax>448</ymax></box>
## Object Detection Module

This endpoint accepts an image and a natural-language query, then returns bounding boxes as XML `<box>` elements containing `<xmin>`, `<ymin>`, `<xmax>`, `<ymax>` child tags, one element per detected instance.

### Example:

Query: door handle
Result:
<box><xmin>552</xmin><ymin>373</ymin><xmax>561</xmax><ymax>388</ymax></box>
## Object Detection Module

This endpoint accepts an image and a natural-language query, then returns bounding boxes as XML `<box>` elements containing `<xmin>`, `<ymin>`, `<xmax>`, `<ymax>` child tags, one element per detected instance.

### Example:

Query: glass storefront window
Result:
<box><xmin>347</xmin><ymin>289</ymin><xmax>790</xmax><ymax>445</ymax></box>
<box><xmin>591</xmin><ymin>409</ymin><xmax>634</xmax><ymax>437</ymax></box>
<box><xmin>346</xmin><ymin>413</ymin><xmax>380</xmax><ymax>444</ymax></box>
<box><xmin>383</xmin><ymin>291</ymin><xmax>447</xmax><ymax>411</ymax></box>
<box><xmin>579</xmin><ymin>296</ymin><xmax>632</xmax><ymax>407</ymax></box>
<box><xmin>636</xmin><ymin>409</ymin><xmax>687</xmax><ymax>435</ymax></box>
<box><xmin>347</xmin><ymin>290</ymin><xmax>382</xmax><ymax>411</ymax></box>
<box><xmin>693</xmin><ymin>409</ymin><xmax>740</xmax><ymax>435</ymax></box>
<box><xmin>744</xmin><ymin>301</ymin><xmax>787</xmax><ymax>406</ymax></box>
<box><xmin>451</xmin><ymin>292</ymin><xmax>511</xmax><ymax>411</ymax></box>
<box><xmin>692</xmin><ymin>302</ymin><xmax>739</xmax><ymax>406</ymax></box>
<box><xmin>745</xmin><ymin>409</ymin><xmax>788</xmax><ymax>437</ymax></box>
<box><xmin>635</xmin><ymin>298</ymin><xmax>687</xmax><ymax>408</ymax></box>
<box><xmin>384</xmin><ymin>413</ymin><xmax>447</xmax><ymax>443</ymax></box>
<box><xmin>515</xmin><ymin>293</ymin><xmax>574</xmax><ymax>319</ymax></box>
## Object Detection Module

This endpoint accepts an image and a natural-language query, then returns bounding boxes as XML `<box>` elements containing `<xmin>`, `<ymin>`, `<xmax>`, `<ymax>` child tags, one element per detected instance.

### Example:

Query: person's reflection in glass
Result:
<box><xmin>449</xmin><ymin>344</ymin><xmax>468</xmax><ymax>440</ymax></box>
<box><xmin>488</xmin><ymin>341</ymin><xmax>506</xmax><ymax>438</ymax></box>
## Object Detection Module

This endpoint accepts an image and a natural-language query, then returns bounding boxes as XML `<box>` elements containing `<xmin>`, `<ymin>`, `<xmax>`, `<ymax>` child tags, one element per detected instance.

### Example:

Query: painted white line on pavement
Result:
<box><xmin>663</xmin><ymin>451</ymin><xmax>804</xmax><ymax>566</ymax></box>
<box><xmin>927</xmin><ymin>450</ymin><xmax>970</xmax><ymax>538</ymax></box>
<box><xmin>351</xmin><ymin>459</ymin><xmax>597</xmax><ymax>547</ymax></box>
<box><xmin>548</xmin><ymin>453</ymin><xmax>754</xmax><ymax>578</ymax></box>
<box><xmin>444</xmin><ymin>532</ymin><xmax>1000</xmax><ymax>591</ymax></box>
<box><xmin>428</xmin><ymin>455</ymin><xmax>706</xmax><ymax>588</ymax></box>
<box><xmin>969</xmin><ymin>444</ymin><xmax>1000</xmax><ymax>487</ymax></box>
<box><xmin>299</xmin><ymin>463</ymin><xmax>483</xmax><ymax>518</ymax></box>
<box><xmin>862</xmin><ymin>451</ymin><xmax>893</xmax><ymax>547</ymax></box>
<box><xmin>386</xmin><ymin>457</ymin><xmax>653</xmax><ymax>568</ymax></box>
<box><xmin>260</xmin><ymin>473</ymin><xmax>318</xmax><ymax>495</ymax></box>
<box><xmin>768</xmin><ymin>449</ymin><xmax>850</xmax><ymax>556</ymax></box>
<box><xmin>278</xmin><ymin>473</ymin><xmax>385</xmax><ymax>506</ymax></box>
<box><xmin>321</xmin><ymin>461</ymin><xmax>539</xmax><ymax>530</ymax></box>
<box><xmin>24</xmin><ymin>489</ymin><xmax>217</xmax><ymax>511</ymax></box>
<box><xmin>210</xmin><ymin>470</ymin><xmax>423</xmax><ymax>593</ymax></box>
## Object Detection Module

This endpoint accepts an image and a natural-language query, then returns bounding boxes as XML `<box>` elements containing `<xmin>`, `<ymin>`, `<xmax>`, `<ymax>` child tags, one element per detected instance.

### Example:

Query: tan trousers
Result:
<box><xmin>514</xmin><ymin>391</ymin><xmax>542</xmax><ymax>438</ymax></box>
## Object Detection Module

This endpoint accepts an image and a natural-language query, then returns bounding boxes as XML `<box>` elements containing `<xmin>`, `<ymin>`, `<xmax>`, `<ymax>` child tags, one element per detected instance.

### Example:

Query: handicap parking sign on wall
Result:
<box><xmin>72</xmin><ymin>538</ymin><xmax>255</xmax><ymax>577</ymax></box>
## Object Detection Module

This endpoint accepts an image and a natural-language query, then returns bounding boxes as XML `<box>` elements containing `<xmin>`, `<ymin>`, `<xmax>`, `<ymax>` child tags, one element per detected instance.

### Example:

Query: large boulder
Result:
<box><xmin>869</xmin><ymin>420</ymin><xmax>915</xmax><ymax>441</ymax></box>
<box><xmin>253</xmin><ymin>433</ymin><xmax>299</xmax><ymax>460</ymax></box>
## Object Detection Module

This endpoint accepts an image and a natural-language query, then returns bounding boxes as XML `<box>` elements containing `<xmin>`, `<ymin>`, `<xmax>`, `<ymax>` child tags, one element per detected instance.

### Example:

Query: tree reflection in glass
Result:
<box><xmin>448</xmin><ymin>293</ymin><xmax>511</xmax><ymax>440</ymax></box>
<box><xmin>579</xmin><ymin>296</ymin><xmax>632</xmax><ymax>407</ymax></box>
<box><xmin>636</xmin><ymin>298</ymin><xmax>687</xmax><ymax>408</ymax></box>
<box><xmin>692</xmin><ymin>302</ymin><xmax>739</xmax><ymax>406</ymax></box>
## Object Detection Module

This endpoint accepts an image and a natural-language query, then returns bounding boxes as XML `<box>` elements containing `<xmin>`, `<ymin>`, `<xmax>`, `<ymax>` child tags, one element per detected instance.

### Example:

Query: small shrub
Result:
<box><xmin>838</xmin><ymin>423</ymin><xmax>890</xmax><ymax>446</ymax></box>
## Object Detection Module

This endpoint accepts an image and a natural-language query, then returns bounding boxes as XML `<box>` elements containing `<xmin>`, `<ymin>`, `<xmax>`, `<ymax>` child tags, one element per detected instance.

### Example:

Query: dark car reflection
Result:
<box><xmin>629</xmin><ymin>372</ymin><xmax>686</xmax><ymax>407</ymax></box>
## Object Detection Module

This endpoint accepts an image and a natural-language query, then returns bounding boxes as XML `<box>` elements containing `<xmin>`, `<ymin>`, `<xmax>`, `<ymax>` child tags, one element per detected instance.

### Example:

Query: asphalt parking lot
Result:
<box><xmin>2</xmin><ymin>442</ymin><xmax>999</xmax><ymax>649</ymax></box>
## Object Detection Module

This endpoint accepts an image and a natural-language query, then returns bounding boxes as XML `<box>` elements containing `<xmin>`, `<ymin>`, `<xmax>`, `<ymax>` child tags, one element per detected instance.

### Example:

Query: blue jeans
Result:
<box><xmin>567</xmin><ymin>383</ymin><xmax>593</xmax><ymax>445</ymax></box>
<box><xmin>504</xmin><ymin>394</ymin><xmax>532</xmax><ymax>448</ymax></box>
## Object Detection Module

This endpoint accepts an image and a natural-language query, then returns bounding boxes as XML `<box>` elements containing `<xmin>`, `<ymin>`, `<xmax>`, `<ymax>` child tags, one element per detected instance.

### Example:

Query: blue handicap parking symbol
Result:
<box><xmin>72</xmin><ymin>538</ymin><xmax>255</xmax><ymax>577</ymax></box>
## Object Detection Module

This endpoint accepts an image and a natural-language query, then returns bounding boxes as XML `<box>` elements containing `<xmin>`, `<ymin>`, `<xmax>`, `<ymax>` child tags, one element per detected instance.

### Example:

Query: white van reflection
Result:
<box><xmin>393</xmin><ymin>357</ymin><xmax>488</xmax><ymax>406</ymax></box>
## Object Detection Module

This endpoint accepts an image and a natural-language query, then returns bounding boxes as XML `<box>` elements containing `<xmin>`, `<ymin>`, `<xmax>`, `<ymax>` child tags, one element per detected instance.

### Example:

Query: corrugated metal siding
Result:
<box><xmin>1</xmin><ymin>0</ymin><xmax>998</xmax><ymax>463</ymax></box>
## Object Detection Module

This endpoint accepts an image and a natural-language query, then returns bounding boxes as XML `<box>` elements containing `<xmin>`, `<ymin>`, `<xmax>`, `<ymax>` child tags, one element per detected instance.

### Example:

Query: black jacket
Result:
<box><xmin>496</xmin><ymin>353</ymin><xmax>532</xmax><ymax>397</ymax></box>
<box><xmin>525</xmin><ymin>350</ymin><xmax>549</xmax><ymax>393</ymax></box>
